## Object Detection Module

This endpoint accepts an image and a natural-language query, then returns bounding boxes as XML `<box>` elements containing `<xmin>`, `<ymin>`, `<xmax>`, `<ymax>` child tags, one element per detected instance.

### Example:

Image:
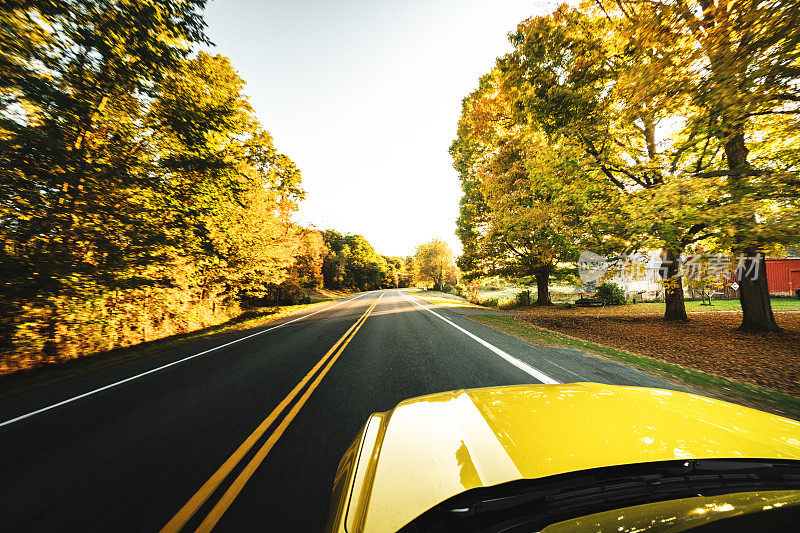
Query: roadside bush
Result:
<box><xmin>596</xmin><ymin>282</ymin><xmax>626</xmax><ymax>305</ymax></box>
<box><xmin>498</xmin><ymin>298</ymin><xmax>517</xmax><ymax>310</ymax></box>
<box><xmin>516</xmin><ymin>290</ymin><xmax>532</xmax><ymax>307</ymax></box>
<box><xmin>453</xmin><ymin>284</ymin><xmax>466</xmax><ymax>297</ymax></box>
<box><xmin>480</xmin><ymin>297</ymin><xmax>499</xmax><ymax>308</ymax></box>
<box><xmin>442</xmin><ymin>284</ymin><xmax>454</xmax><ymax>294</ymax></box>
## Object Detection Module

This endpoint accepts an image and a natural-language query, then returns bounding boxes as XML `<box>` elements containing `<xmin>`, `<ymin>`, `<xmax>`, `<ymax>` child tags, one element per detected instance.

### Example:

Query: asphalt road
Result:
<box><xmin>0</xmin><ymin>289</ymin><xmax>680</xmax><ymax>532</ymax></box>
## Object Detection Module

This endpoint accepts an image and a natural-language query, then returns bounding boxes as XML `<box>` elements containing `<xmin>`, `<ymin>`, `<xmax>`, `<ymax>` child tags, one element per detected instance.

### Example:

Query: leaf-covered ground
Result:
<box><xmin>514</xmin><ymin>306</ymin><xmax>800</xmax><ymax>398</ymax></box>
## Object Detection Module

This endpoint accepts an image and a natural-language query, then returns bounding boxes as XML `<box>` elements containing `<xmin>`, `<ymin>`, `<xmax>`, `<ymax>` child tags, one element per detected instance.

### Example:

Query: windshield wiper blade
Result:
<box><xmin>454</xmin><ymin>460</ymin><xmax>799</xmax><ymax>513</ymax></box>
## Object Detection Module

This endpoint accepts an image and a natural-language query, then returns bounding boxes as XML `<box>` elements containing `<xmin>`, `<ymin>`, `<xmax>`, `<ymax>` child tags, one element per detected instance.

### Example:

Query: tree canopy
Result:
<box><xmin>451</xmin><ymin>67</ymin><xmax>627</xmax><ymax>304</ymax></box>
<box><xmin>0</xmin><ymin>1</ymin><xmax>317</xmax><ymax>370</ymax></box>
<box><xmin>452</xmin><ymin>1</ymin><xmax>800</xmax><ymax>327</ymax></box>
<box><xmin>414</xmin><ymin>239</ymin><xmax>458</xmax><ymax>290</ymax></box>
<box><xmin>321</xmin><ymin>230</ymin><xmax>391</xmax><ymax>291</ymax></box>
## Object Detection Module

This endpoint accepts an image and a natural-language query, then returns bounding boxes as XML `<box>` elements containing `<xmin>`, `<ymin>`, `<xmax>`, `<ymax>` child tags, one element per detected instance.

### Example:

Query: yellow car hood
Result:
<box><xmin>328</xmin><ymin>383</ymin><xmax>800</xmax><ymax>533</ymax></box>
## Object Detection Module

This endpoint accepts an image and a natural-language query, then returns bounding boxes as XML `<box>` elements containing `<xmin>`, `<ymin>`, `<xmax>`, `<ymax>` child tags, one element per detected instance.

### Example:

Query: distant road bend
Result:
<box><xmin>0</xmin><ymin>289</ymin><xmax>679</xmax><ymax>531</ymax></box>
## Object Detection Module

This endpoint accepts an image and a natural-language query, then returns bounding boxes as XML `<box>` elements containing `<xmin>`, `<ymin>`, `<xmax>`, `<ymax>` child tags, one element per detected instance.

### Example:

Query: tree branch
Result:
<box><xmin>745</xmin><ymin>109</ymin><xmax>800</xmax><ymax>117</ymax></box>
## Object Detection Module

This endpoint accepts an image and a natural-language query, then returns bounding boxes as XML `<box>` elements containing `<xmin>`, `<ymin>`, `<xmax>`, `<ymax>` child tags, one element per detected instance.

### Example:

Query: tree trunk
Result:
<box><xmin>534</xmin><ymin>267</ymin><xmax>552</xmax><ymax>306</ymax></box>
<box><xmin>661</xmin><ymin>248</ymin><xmax>688</xmax><ymax>321</ymax></box>
<box><xmin>737</xmin><ymin>249</ymin><xmax>779</xmax><ymax>332</ymax></box>
<box><xmin>725</xmin><ymin>132</ymin><xmax>779</xmax><ymax>332</ymax></box>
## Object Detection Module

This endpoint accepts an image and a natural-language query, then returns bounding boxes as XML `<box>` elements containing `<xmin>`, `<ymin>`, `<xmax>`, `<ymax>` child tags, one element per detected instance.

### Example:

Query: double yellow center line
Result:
<box><xmin>161</xmin><ymin>293</ymin><xmax>384</xmax><ymax>532</ymax></box>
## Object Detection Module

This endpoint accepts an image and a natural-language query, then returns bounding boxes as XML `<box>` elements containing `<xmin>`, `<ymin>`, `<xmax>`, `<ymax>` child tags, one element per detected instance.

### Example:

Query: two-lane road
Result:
<box><xmin>0</xmin><ymin>290</ymin><xmax>679</xmax><ymax>531</ymax></box>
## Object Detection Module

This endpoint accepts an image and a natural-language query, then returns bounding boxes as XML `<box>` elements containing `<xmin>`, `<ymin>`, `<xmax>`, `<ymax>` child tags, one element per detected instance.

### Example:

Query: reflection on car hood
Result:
<box><xmin>338</xmin><ymin>383</ymin><xmax>800</xmax><ymax>532</ymax></box>
<box><xmin>540</xmin><ymin>490</ymin><xmax>800</xmax><ymax>532</ymax></box>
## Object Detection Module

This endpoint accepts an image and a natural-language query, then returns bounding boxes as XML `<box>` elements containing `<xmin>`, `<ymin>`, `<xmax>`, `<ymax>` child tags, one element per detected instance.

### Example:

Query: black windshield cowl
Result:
<box><xmin>400</xmin><ymin>459</ymin><xmax>800</xmax><ymax>532</ymax></box>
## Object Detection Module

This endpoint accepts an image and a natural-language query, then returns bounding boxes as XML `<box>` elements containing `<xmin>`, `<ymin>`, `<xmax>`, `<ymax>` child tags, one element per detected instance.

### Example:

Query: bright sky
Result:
<box><xmin>204</xmin><ymin>0</ymin><xmax>560</xmax><ymax>257</ymax></box>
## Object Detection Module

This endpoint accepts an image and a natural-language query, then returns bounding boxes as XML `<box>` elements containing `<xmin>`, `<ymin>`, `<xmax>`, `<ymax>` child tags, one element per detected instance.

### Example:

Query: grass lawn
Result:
<box><xmin>476</xmin><ymin>286</ymin><xmax>521</xmax><ymax>301</ymax></box>
<box><xmin>679</xmin><ymin>298</ymin><xmax>799</xmax><ymax>312</ymax></box>
<box><xmin>410</xmin><ymin>290</ymin><xmax>480</xmax><ymax>308</ymax></box>
<box><xmin>541</xmin><ymin>298</ymin><xmax>800</xmax><ymax>316</ymax></box>
<box><xmin>471</xmin><ymin>313</ymin><xmax>800</xmax><ymax>420</ymax></box>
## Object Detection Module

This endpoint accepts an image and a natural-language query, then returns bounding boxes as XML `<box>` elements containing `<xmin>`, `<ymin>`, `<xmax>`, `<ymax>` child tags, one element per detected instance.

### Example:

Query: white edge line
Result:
<box><xmin>0</xmin><ymin>292</ymin><xmax>371</xmax><ymax>429</ymax></box>
<box><xmin>402</xmin><ymin>292</ymin><xmax>559</xmax><ymax>385</ymax></box>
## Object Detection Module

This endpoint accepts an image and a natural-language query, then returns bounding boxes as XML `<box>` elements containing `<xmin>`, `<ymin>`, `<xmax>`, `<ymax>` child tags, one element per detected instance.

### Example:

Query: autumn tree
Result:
<box><xmin>150</xmin><ymin>52</ymin><xmax>304</xmax><ymax>303</ymax></box>
<box><xmin>0</xmin><ymin>3</ymin><xmax>310</xmax><ymax>370</ymax></box>
<box><xmin>414</xmin><ymin>240</ymin><xmax>458</xmax><ymax>290</ymax></box>
<box><xmin>497</xmin><ymin>6</ymin><xmax>739</xmax><ymax>319</ymax></box>
<box><xmin>1</xmin><ymin>0</ymin><xmax>209</xmax><ymax>295</ymax></box>
<box><xmin>382</xmin><ymin>256</ymin><xmax>405</xmax><ymax>288</ymax></box>
<box><xmin>592</xmin><ymin>0</ymin><xmax>800</xmax><ymax>329</ymax></box>
<box><xmin>291</xmin><ymin>230</ymin><xmax>327</xmax><ymax>289</ymax></box>
<box><xmin>400</xmin><ymin>256</ymin><xmax>417</xmax><ymax>288</ymax></box>
<box><xmin>451</xmin><ymin>66</ymin><xmax>626</xmax><ymax>305</ymax></box>
<box><xmin>321</xmin><ymin>230</ymin><xmax>388</xmax><ymax>291</ymax></box>
<box><xmin>1</xmin><ymin>0</ymin><xmax>211</xmax><ymax>363</ymax></box>
<box><xmin>462</xmin><ymin>1</ymin><xmax>800</xmax><ymax>326</ymax></box>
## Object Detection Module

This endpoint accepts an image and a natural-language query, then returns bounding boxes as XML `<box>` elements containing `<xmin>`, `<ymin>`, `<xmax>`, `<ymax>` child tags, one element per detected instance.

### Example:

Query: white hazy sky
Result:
<box><xmin>204</xmin><ymin>0</ymin><xmax>560</xmax><ymax>257</ymax></box>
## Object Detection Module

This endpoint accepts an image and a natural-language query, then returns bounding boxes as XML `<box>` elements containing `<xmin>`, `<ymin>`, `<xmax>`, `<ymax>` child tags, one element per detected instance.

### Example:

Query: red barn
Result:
<box><xmin>766</xmin><ymin>258</ymin><xmax>800</xmax><ymax>296</ymax></box>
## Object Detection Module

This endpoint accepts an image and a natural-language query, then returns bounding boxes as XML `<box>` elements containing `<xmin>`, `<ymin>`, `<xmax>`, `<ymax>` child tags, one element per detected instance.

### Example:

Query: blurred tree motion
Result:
<box><xmin>0</xmin><ymin>1</ymin><xmax>317</xmax><ymax>372</ymax></box>
<box><xmin>453</xmin><ymin>1</ymin><xmax>800</xmax><ymax>329</ymax></box>
<box><xmin>589</xmin><ymin>0</ymin><xmax>800</xmax><ymax>330</ymax></box>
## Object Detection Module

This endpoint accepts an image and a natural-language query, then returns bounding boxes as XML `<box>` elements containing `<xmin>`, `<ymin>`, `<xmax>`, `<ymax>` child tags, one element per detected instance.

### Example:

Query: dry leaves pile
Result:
<box><xmin>515</xmin><ymin>307</ymin><xmax>800</xmax><ymax>398</ymax></box>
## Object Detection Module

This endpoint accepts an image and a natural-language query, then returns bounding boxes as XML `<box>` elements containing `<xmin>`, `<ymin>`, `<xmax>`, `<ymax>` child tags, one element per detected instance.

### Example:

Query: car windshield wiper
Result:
<box><xmin>400</xmin><ymin>459</ymin><xmax>800</xmax><ymax>532</ymax></box>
